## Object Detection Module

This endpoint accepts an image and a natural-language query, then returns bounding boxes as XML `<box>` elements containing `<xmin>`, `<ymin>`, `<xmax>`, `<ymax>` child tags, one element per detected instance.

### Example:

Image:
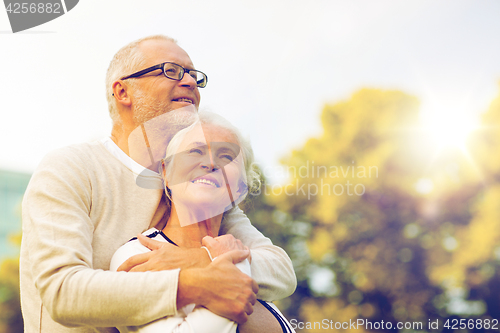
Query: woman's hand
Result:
<box><xmin>202</xmin><ymin>234</ymin><xmax>251</xmax><ymax>262</ymax></box>
<box><xmin>117</xmin><ymin>234</ymin><xmax>211</xmax><ymax>272</ymax></box>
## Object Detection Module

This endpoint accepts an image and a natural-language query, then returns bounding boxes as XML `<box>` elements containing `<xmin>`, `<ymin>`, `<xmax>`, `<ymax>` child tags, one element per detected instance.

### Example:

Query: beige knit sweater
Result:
<box><xmin>20</xmin><ymin>141</ymin><xmax>296</xmax><ymax>333</ymax></box>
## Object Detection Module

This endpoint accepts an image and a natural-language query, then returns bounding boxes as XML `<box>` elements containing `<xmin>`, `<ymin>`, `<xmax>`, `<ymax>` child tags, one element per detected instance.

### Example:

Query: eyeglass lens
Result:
<box><xmin>163</xmin><ymin>63</ymin><xmax>206</xmax><ymax>87</ymax></box>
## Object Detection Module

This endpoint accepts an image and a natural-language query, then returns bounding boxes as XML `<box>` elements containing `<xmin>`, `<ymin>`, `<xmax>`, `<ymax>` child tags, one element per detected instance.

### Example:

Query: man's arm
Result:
<box><xmin>112</xmin><ymin>239</ymin><xmax>281</xmax><ymax>333</ymax></box>
<box><xmin>221</xmin><ymin>207</ymin><xmax>297</xmax><ymax>301</ymax></box>
<box><xmin>111</xmin><ymin>234</ymin><xmax>257</xmax><ymax>324</ymax></box>
<box><xmin>21</xmin><ymin>147</ymin><xmax>179</xmax><ymax>327</ymax></box>
<box><xmin>121</xmin><ymin>207</ymin><xmax>297</xmax><ymax>302</ymax></box>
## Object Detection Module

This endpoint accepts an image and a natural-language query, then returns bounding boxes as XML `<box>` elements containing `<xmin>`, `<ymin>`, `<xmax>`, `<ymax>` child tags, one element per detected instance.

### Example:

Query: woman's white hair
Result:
<box><xmin>160</xmin><ymin>111</ymin><xmax>261</xmax><ymax>200</ymax></box>
<box><xmin>105</xmin><ymin>35</ymin><xmax>176</xmax><ymax>126</ymax></box>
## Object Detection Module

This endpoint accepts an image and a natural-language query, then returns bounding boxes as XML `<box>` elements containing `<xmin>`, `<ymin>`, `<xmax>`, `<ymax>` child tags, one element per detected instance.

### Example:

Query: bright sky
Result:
<box><xmin>1</xmin><ymin>0</ymin><xmax>500</xmax><ymax>184</ymax></box>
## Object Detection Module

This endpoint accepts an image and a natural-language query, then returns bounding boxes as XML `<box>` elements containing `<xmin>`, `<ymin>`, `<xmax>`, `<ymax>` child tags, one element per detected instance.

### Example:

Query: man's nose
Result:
<box><xmin>179</xmin><ymin>72</ymin><xmax>197</xmax><ymax>89</ymax></box>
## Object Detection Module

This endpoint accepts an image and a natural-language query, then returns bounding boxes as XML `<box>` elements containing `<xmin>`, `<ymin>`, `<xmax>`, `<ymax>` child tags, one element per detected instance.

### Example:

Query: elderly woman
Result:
<box><xmin>110</xmin><ymin>112</ymin><xmax>294</xmax><ymax>333</ymax></box>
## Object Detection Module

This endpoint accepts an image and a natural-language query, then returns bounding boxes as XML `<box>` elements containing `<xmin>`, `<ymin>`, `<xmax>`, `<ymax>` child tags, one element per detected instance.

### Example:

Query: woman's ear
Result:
<box><xmin>161</xmin><ymin>160</ymin><xmax>173</xmax><ymax>199</ymax></box>
<box><xmin>161</xmin><ymin>160</ymin><xmax>168</xmax><ymax>186</ymax></box>
<box><xmin>237</xmin><ymin>179</ymin><xmax>248</xmax><ymax>195</ymax></box>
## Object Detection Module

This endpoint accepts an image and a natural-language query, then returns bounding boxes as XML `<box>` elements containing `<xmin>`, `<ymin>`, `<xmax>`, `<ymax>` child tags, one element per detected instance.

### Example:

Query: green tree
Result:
<box><xmin>0</xmin><ymin>233</ymin><xmax>23</xmax><ymax>333</ymax></box>
<box><xmin>257</xmin><ymin>87</ymin><xmax>500</xmax><ymax>332</ymax></box>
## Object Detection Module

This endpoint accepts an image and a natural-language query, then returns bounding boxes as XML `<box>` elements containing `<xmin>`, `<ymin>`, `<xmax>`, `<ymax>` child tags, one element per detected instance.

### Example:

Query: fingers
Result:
<box><xmin>214</xmin><ymin>235</ymin><xmax>245</xmax><ymax>250</ymax></box>
<box><xmin>197</xmin><ymin>266</ymin><xmax>257</xmax><ymax>324</ymax></box>
<box><xmin>137</xmin><ymin>233</ymin><xmax>165</xmax><ymax>250</ymax></box>
<box><xmin>214</xmin><ymin>234</ymin><xmax>236</xmax><ymax>241</ymax></box>
<box><xmin>251</xmin><ymin>279</ymin><xmax>259</xmax><ymax>295</ymax></box>
<box><xmin>235</xmin><ymin>311</ymin><xmax>249</xmax><ymax>325</ymax></box>
<box><xmin>116</xmin><ymin>252</ymin><xmax>152</xmax><ymax>272</ymax></box>
<box><xmin>201</xmin><ymin>235</ymin><xmax>216</xmax><ymax>248</ymax></box>
<box><xmin>129</xmin><ymin>262</ymin><xmax>152</xmax><ymax>272</ymax></box>
<box><xmin>234</xmin><ymin>239</ymin><xmax>245</xmax><ymax>250</ymax></box>
<box><xmin>244</xmin><ymin>300</ymin><xmax>254</xmax><ymax>316</ymax></box>
<box><xmin>245</xmin><ymin>246</ymin><xmax>252</xmax><ymax>264</ymax></box>
<box><xmin>235</xmin><ymin>287</ymin><xmax>256</xmax><ymax>324</ymax></box>
<box><xmin>230</xmin><ymin>296</ymin><xmax>253</xmax><ymax>324</ymax></box>
<box><xmin>216</xmin><ymin>249</ymin><xmax>250</xmax><ymax>265</ymax></box>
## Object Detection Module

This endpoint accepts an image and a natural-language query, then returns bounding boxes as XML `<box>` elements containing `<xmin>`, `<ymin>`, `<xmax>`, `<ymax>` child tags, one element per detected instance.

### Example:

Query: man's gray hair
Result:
<box><xmin>105</xmin><ymin>35</ymin><xmax>177</xmax><ymax>125</ymax></box>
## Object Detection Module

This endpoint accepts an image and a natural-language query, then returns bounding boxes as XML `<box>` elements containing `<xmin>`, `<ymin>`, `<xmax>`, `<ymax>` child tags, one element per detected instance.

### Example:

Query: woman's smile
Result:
<box><xmin>191</xmin><ymin>174</ymin><xmax>221</xmax><ymax>188</ymax></box>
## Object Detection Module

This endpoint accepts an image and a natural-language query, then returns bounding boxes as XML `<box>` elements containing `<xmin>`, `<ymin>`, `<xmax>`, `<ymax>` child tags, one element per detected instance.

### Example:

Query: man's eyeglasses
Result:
<box><xmin>120</xmin><ymin>62</ymin><xmax>208</xmax><ymax>88</ymax></box>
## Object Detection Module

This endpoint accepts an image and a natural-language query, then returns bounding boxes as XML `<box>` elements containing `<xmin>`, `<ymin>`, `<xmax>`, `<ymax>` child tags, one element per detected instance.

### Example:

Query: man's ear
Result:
<box><xmin>112</xmin><ymin>80</ymin><xmax>132</xmax><ymax>107</ymax></box>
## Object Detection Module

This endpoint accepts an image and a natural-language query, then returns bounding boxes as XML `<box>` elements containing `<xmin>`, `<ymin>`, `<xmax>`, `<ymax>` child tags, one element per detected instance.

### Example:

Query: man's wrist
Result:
<box><xmin>177</xmin><ymin>268</ymin><xmax>203</xmax><ymax>308</ymax></box>
<box><xmin>176</xmin><ymin>249</ymin><xmax>222</xmax><ymax>309</ymax></box>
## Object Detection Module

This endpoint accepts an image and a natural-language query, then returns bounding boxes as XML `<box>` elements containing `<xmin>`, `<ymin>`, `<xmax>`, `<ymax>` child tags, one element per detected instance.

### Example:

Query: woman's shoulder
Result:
<box><xmin>109</xmin><ymin>228</ymin><xmax>166</xmax><ymax>271</ymax></box>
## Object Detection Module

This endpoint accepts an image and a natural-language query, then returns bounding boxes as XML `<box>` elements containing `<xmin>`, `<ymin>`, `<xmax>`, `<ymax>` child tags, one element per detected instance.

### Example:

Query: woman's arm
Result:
<box><xmin>238</xmin><ymin>301</ymin><xmax>284</xmax><ymax>333</ymax></box>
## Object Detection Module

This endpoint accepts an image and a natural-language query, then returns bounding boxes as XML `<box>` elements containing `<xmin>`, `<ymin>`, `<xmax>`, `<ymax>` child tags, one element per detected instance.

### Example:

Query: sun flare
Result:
<box><xmin>414</xmin><ymin>103</ymin><xmax>485</xmax><ymax>182</ymax></box>
<box><xmin>420</xmin><ymin>107</ymin><xmax>480</xmax><ymax>151</ymax></box>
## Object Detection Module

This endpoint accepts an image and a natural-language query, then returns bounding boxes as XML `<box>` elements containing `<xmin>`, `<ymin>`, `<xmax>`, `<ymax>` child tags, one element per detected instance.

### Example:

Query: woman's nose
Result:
<box><xmin>200</xmin><ymin>153</ymin><xmax>217</xmax><ymax>171</ymax></box>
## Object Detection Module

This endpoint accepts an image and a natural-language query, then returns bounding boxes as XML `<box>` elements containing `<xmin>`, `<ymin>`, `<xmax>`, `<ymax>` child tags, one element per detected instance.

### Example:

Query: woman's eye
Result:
<box><xmin>189</xmin><ymin>148</ymin><xmax>203</xmax><ymax>154</ymax></box>
<box><xmin>220</xmin><ymin>154</ymin><xmax>234</xmax><ymax>162</ymax></box>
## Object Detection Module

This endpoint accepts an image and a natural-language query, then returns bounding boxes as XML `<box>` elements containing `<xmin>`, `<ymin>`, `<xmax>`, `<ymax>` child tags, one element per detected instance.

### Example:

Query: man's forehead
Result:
<box><xmin>139</xmin><ymin>39</ymin><xmax>194</xmax><ymax>68</ymax></box>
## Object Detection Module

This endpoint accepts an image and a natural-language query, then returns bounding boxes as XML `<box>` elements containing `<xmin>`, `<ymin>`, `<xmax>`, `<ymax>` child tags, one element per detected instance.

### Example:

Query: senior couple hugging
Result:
<box><xmin>20</xmin><ymin>35</ymin><xmax>297</xmax><ymax>333</ymax></box>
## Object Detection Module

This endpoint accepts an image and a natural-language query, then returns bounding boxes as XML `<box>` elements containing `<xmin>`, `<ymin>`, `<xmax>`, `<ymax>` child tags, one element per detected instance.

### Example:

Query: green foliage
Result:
<box><xmin>0</xmin><ymin>256</ymin><xmax>23</xmax><ymax>333</ymax></box>
<box><xmin>0</xmin><ymin>205</ymin><xmax>23</xmax><ymax>333</ymax></box>
<box><xmin>247</xmin><ymin>87</ymin><xmax>500</xmax><ymax>332</ymax></box>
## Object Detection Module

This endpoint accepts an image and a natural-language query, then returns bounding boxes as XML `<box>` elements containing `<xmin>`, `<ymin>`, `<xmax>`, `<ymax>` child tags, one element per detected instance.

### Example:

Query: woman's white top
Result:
<box><xmin>110</xmin><ymin>228</ymin><xmax>294</xmax><ymax>333</ymax></box>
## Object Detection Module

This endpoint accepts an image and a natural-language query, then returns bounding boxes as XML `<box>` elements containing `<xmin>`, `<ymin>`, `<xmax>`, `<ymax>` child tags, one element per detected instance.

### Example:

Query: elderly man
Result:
<box><xmin>20</xmin><ymin>35</ymin><xmax>296</xmax><ymax>333</ymax></box>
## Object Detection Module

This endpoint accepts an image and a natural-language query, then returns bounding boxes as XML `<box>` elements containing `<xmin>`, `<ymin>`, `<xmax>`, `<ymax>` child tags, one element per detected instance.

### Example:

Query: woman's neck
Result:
<box><xmin>162</xmin><ymin>204</ymin><xmax>222</xmax><ymax>248</ymax></box>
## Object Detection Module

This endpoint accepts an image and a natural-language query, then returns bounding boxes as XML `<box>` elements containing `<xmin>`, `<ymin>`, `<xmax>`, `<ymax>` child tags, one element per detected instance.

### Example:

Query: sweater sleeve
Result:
<box><xmin>221</xmin><ymin>207</ymin><xmax>297</xmax><ymax>301</ymax></box>
<box><xmin>22</xmin><ymin>147</ymin><xmax>179</xmax><ymax>327</ymax></box>
<box><xmin>110</xmin><ymin>241</ymin><xmax>249</xmax><ymax>333</ymax></box>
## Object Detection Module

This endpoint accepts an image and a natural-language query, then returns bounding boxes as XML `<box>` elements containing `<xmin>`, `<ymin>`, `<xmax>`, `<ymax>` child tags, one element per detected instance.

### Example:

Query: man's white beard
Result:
<box><xmin>132</xmin><ymin>90</ymin><xmax>198</xmax><ymax>128</ymax></box>
<box><xmin>128</xmin><ymin>91</ymin><xmax>198</xmax><ymax>177</ymax></box>
<box><xmin>132</xmin><ymin>91</ymin><xmax>172</xmax><ymax>125</ymax></box>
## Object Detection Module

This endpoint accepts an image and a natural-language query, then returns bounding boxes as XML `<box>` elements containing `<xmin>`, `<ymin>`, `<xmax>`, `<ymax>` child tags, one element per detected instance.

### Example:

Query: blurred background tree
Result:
<box><xmin>0</xmin><ymin>233</ymin><xmax>23</xmax><ymax>333</ymax></box>
<box><xmin>0</xmin><ymin>169</ymin><xmax>27</xmax><ymax>333</ymax></box>
<box><xmin>247</xmin><ymin>87</ymin><xmax>500</xmax><ymax>332</ymax></box>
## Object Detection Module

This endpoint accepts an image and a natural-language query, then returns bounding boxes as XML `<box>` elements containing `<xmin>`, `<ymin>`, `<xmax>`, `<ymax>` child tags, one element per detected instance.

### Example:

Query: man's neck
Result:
<box><xmin>110</xmin><ymin>132</ymin><xmax>129</xmax><ymax>156</ymax></box>
<box><xmin>110</xmin><ymin>124</ymin><xmax>160</xmax><ymax>171</ymax></box>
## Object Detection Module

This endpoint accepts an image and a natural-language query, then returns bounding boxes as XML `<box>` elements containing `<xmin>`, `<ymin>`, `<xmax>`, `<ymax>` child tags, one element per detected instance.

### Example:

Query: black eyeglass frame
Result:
<box><xmin>120</xmin><ymin>62</ymin><xmax>208</xmax><ymax>88</ymax></box>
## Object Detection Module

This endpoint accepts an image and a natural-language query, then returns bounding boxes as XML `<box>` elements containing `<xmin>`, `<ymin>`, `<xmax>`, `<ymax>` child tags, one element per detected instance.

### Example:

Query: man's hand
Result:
<box><xmin>237</xmin><ymin>301</ymin><xmax>284</xmax><ymax>333</ymax></box>
<box><xmin>202</xmin><ymin>234</ymin><xmax>251</xmax><ymax>262</ymax></box>
<box><xmin>178</xmin><ymin>249</ymin><xmax>259</xmax><ymax>324</ymax></box>
<box><xmin>117</xmin><ymin>234</ymin><xmax>211</xmax><ymax>272</ymax></box>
